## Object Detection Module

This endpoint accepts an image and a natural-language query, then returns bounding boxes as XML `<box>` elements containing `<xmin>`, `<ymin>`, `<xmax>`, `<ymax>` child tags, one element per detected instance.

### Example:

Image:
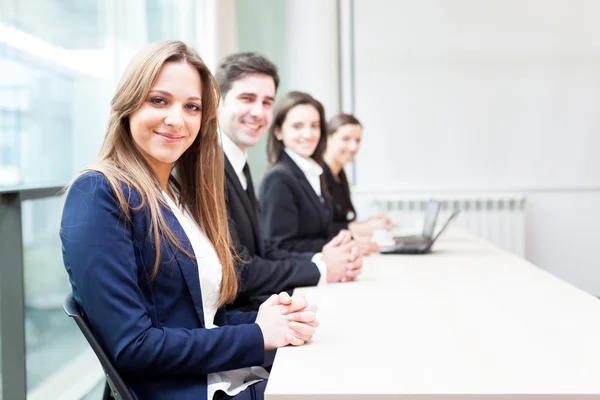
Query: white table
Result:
<box><xmin>265</xmin><ymin>229</ymin><xmax>600</xmax><ymax>399</ymax></box>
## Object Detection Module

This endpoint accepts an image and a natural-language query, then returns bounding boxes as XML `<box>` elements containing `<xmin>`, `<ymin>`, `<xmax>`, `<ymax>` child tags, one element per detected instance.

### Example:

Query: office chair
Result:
<box><xmin>63</xmin><ymin>293</ymin><xmax>135</xmax><ymax>400</ymax></box>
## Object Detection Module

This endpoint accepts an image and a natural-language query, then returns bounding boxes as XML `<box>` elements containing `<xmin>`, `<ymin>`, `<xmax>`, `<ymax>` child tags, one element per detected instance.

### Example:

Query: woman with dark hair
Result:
<box><xmin>259</xmin><ymin>92</ymin><xmax>357</xmax><ymax>256</ymax></box>
<box><xmin>323</xmin><ymin>113</ymin><xmax>394</xmax><ymax>239</ymax></box>
<box><xmin>59</xmin><ymin>42</ymin><xmax>317</xmax><ymax>400</ymax></box>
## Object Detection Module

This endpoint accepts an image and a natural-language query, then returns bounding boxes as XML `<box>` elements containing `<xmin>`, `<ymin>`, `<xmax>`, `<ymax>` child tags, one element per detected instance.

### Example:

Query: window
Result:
<box><xmin>0</xmin><ymin>0</ymin><xmax>200</xmax><ymax>397</ymax></box>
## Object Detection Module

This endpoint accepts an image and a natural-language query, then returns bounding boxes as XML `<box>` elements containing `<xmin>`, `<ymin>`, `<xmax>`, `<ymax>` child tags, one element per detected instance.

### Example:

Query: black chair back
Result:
<box><xmin>63</xmin><ymin>293</ymin><xmax>135</xmax><ymax>400</ymax></box>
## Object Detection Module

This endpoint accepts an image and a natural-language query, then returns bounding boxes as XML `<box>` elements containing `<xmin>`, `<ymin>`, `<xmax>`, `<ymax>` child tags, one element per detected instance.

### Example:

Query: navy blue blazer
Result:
<box><xmin>60</xmin><ymin>171</ymin><xmax>265</xmax><ymax>400</ymax></box>
<box><xmin>259</xmin><ymin>152</ymin><xmax>334</xmax><ymax>253</ymax></box>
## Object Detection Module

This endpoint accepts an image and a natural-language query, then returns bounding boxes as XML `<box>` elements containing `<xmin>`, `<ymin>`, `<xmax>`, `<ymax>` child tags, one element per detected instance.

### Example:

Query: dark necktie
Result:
<box><xmin>243</xmin><ymin>162</ymin><xmax>263</xmax><ymax>254</ymax></box>
<box><xmin>242</xmin><ymin>162</ymin><xmax>258</xmax><ymax>210</ymax></box>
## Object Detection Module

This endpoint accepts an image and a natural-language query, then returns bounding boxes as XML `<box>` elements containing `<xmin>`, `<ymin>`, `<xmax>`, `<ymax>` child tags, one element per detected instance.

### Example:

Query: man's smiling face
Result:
<box><xmin>219</xmin><ymin>73</ymin><xmax>276</xmax><ymax>151</ymax></box>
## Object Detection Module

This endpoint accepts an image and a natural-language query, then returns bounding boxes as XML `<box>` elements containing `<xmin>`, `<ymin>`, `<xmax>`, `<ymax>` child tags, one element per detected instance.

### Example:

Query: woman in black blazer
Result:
<box><xmin>322</xmin><ymin>113</ymin><xmax>395</xmax><ymax>238</ymax></box>
<box><xmin>259</xmin><ymin>91</ymin><xmax>334</xmax><ymax>253</ymax></box>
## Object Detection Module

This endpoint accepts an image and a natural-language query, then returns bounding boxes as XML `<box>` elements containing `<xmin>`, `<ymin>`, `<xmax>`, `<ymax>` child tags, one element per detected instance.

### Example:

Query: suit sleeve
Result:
<box><xmin>228</xmin><ymin>215</ymin><xmax>321</xmax><ymax>297</ymax></box>
<box><xmin>330</xmin><ymin>219</ymin><xmax>349</xmax><ymax>237</ymax></box>
<box><xmin>60</xmin><ymin>172</ymin><xmax>264</xmax><ymax>376</ymax></box>
<box><xmin>259</xmin><ymin>171</ymin><xmax>329</xmax><ymax>253</ymax></box>
<box><xmin>226</xmin><ymin>310</ymin><xmax>258</xmax><ymax>325</ymax></box>
<box><xmin>262</xmin><ymin>242</ymin><xmax>314</xmax><ymax>261</ymax></box>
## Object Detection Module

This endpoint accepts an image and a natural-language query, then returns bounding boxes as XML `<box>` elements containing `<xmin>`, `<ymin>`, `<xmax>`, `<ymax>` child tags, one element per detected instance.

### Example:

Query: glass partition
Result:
<box><xmin>22</xmin><ymin>196</ymin><xmax>92</xmax><ymax>393</ymax></box>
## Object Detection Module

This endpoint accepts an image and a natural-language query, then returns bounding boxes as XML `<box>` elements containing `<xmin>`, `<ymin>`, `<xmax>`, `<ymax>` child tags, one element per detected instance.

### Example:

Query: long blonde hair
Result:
<box><xmin>83</xmin><ymin>40</ymin><xmax>237</xmax><ymax>306</ymax></box>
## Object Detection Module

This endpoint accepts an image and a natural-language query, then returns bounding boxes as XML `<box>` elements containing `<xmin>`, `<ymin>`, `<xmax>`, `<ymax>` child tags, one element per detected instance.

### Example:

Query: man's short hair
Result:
<box><xmin>215</xmin><ymin>52</ymin><xmax>280</xmax><ymax>99</ymax></box>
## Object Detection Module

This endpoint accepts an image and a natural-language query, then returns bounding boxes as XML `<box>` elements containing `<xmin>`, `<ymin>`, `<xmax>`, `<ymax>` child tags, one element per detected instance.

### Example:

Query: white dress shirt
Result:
<box><xmin>283</xmin><ymin>148</ymin><xmax>323</xmax><ymax>197</ymax></box>
<box><xmin>162</xmin><ymin>192</ymin><xmax>269</xmax><ymax>400</ymax></box>
<box><xmin>221</xmin><ymin>132</ymin><xmax>248</xmax><ymax>190</ymax></box>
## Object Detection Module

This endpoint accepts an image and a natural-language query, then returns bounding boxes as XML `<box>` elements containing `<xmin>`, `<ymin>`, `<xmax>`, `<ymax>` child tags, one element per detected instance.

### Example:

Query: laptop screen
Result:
<box><xmin>422</xmin><ymin>200</ymin><xmax>441</xmax><ymax>238</ymax></box>
<box><xmin>431</xmin><ymin>210</ymin><xmax>460</xmax><ymax>242</ymax></box>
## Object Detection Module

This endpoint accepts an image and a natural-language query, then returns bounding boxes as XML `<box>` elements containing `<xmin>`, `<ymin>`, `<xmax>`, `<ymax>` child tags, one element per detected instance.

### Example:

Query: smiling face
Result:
<box><xmin>218</xmin><ymin>73</ymin><xmax>276</xmax><ymax>152</ymax></box>
<box><xmin>128</xmin><ymin>60</ymin><xmax>203</xmax><ymax>179</ymax></box>
<box><xmin>277</xmin><ymin>104</ymin><xmax>321</xmax><ymax>159</ymax></box>
<box><xmin>328</xmin><ymin>123</ymin><xmax>363</xmax><ymax>165</ymax></box>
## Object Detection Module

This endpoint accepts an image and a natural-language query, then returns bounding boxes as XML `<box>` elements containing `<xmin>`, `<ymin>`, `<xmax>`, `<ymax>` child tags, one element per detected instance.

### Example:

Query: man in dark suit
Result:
<box><xmin>215</xmin><ymin>52</ymin><xmax>363</xmax><ymax>312</ymax></box>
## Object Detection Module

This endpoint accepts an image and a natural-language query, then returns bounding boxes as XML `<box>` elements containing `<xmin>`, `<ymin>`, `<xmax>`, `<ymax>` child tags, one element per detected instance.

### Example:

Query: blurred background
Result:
<box><xmin>1</xmin><ymin>0</ymin><xmax>600</xmax><ymax>398</ymax></box>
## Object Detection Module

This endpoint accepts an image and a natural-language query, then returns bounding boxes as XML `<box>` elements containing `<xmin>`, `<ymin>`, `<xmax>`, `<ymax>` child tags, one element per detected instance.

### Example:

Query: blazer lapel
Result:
<box><xmin>281</xmin><ymin>153</ymin><xmax>328</xmax><ymax>231</ymax></box>
<box><xmin>161</xmin><ymin>207</ymin><xmax>206</xmax><ymax>327</ymax></box>
<box><xmin>224</xmin><ymin>156</ymin><xmax>261</xmax><ymax>241</ymax></box>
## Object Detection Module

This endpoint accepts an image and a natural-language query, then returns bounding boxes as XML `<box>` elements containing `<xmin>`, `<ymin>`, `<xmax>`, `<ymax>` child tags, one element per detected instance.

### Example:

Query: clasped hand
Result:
<box><xmin>322</xmin><ymin>230</ymin><xmax>363</xmax><ymax>282</ymax></box>
<box><xmin>256</xmin><ymin>292</ymin><xmax>318</xmax><ymax>351</ymax></box>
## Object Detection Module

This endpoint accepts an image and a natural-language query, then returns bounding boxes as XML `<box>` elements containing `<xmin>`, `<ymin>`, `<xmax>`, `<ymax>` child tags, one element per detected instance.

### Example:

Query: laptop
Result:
<box><xmin>393</xmin><ymin>199</ymin><xmax>441</xmax><ymax>243</ymax></box>
<box><xmin>380</xmin><ymin>210</ymin><xmax>460</xmax><ymax>255</ymax></box>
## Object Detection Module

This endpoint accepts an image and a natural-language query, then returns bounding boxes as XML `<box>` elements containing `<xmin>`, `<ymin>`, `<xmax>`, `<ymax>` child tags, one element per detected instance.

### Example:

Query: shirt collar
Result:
<box><xmin>284</xmin><ymin>148</ymin><xmax>323</xmax><ymax>178</ymax></box>
<box><xmin>220</xmin><ymin>131</ymin><xmax>247</xmax><ymax>176</ymax></box>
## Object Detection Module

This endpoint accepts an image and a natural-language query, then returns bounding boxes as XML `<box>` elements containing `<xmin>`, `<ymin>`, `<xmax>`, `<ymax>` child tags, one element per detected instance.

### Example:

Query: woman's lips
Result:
<box><xmin>154</xmin><ymin>131</ymin><xmax>184</xmax><ymax>143</ymax></box>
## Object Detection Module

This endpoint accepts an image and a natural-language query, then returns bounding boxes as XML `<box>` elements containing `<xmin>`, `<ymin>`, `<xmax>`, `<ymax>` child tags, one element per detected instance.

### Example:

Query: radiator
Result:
<box><xmin>368</xmin><ymin>194</ymin><xmax>527</xmax><ymax>257</ymax></box>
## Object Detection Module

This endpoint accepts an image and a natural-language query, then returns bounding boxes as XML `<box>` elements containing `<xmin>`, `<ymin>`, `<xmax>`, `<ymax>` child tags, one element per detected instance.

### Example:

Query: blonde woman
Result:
<box><xmin>60</xmin><ymin>41</ymin><xmax>317</xmax><ymax>400</ymax></box>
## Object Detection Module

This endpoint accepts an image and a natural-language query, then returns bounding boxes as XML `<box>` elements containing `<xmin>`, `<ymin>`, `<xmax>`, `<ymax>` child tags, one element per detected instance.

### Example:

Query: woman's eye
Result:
<box><xmin>186</xmin><ymin>104</ymin><xmax>201</xmax><ymax>112</ymax></box>
<box><xmin>150</xmin><ymin>97</ymin><xmax>166</xmax><ymax>105</ymax></box>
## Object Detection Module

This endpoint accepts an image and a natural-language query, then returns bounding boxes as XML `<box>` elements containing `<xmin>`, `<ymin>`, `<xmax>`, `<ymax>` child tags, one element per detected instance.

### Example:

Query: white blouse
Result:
<box><xmin>162</xmin><ymin>193</ymin><xmax>269</xmax><ymax>400</ymax></box>
<box><xmin>284</xmin><ymin>148</ymin><xmax>323</xmax><ymax>197</ymax></box>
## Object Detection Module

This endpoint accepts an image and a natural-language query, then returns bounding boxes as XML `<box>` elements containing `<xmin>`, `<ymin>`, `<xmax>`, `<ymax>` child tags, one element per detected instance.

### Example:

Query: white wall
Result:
<box><xmin>353</xmin><ymin>0</ymin><xmax>600</xmax><ymax>192</ymax></box>
<box><xmin>525</xmin><ymin>191</ymin><xmax>600</xmax><ymax>296</ymax></box>
<box><xmin>283</xmin><ymin>0</ymin><xmax>340</xmax><ymax>115</ymax></box>
<box><xmin>349</xmin><ymin>0</ymin><xmax>600</xmax><ymax>295</ymax></box>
